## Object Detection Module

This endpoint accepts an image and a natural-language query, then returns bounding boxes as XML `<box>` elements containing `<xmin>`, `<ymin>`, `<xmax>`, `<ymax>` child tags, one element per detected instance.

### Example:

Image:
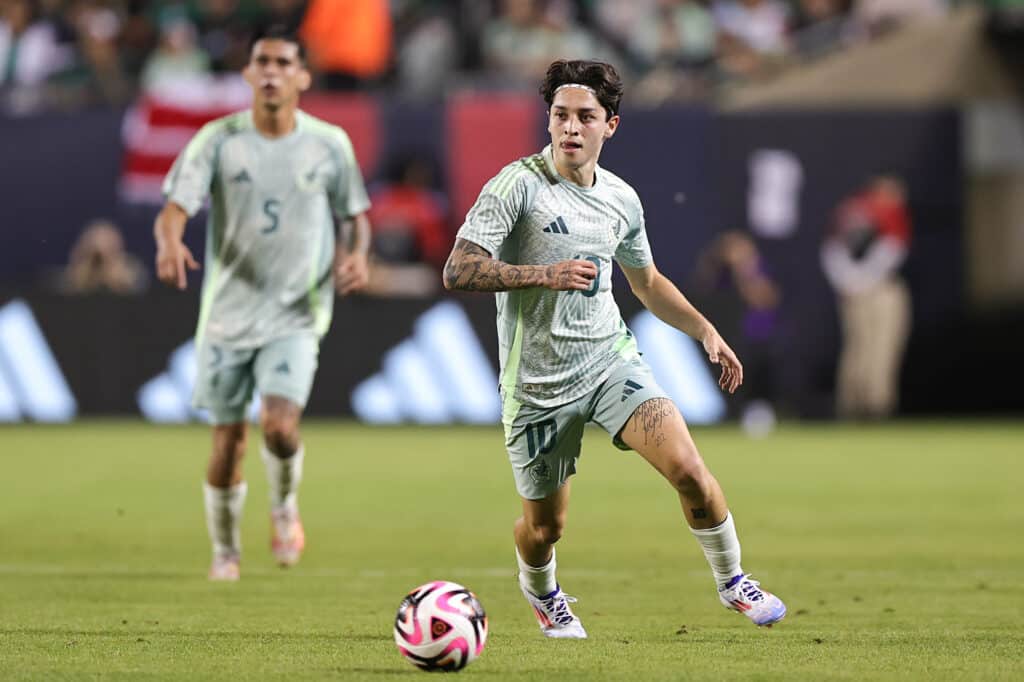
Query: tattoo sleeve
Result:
<box><xmin>443</xmin><ymin>238</ymin><xmax>551</xmax><ymax>292</ymax></box>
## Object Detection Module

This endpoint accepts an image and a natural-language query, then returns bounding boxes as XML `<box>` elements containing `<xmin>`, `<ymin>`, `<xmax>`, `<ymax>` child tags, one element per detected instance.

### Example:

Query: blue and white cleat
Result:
<box><xmin>519</xmin><ymin>583</ymin><xmax>588</xmax><ymax>639</ymax></box>
<box><xmin>718</xmin><ymin>574</ymin><xmax>787</xmax><ymax>627</ymax></box>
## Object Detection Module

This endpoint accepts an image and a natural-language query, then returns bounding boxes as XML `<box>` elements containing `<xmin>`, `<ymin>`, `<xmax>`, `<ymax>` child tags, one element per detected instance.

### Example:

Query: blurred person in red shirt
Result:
<box><xmin>365</xmin><ymin>153</ymin><xmax>450</xmax><ymax>297</ymax></box>
<box><xmin>821</xmin><ymin>172</ymin><xmax>912</xmax><ymax>419</ymax></box>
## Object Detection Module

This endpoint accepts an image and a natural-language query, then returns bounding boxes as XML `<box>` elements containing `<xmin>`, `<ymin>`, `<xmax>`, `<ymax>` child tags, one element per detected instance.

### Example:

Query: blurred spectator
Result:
<box><xmin>140</xmin><ymin>6</ymin><xmax>210</xmax><ymax>94</ymax></box>
<box><xmin>712</xmin><ymin>0</ymin><xmax>791</xmax><ymax>79</ymax></box>
<box><xmin>393</xmin><ymin>1</ymin><xmax>458</xmax><ymax>99</ymax></box>
<box><xmin>300</xmin><ymin>0</ymin><xmax>392</xmax><ymax>89</ymax></box>
<box><xmin>695</xmin><ymin>230</ymin><xmax>785</xmax><ymax>427</ymax></box>
<box><xmin>481</xmin><ymin>0</ymin><xmax>614</xmax><ymax>85</ymax></box>
<box><xmin>627</xmin><ymin>0</ymin><xmax>717</xmax><ymax>102</ymax></box>
<box><xmin>191</xmin><ymin>0</ymin><xmax>261</xmax><ymax>73</ymax></box>
<box><xmin>821</xmin><ymin>172</ymin><xmax>912</xmax><ymax>419</ymax></box>
<box><xmin>0</xmin><ymin>0</ymin><xmax>75</xmax><ymax>111</ymax></box>
<box><xmin>628</xmin><ymin>0</ymin><xmax>717</xmax><ymax>69</ymax></box>
<box><xmin>854</xmin><ymin>0</ymin><xmax>947</xmax><ymax>38</ymax></box>
<box><xmin>56</xmin><ymin>219</ymin><xmax>148</xmax><ymax>295</ymax></box>
<box><xmin>52</xmin><ymin>0</ymin><xmax>133</xmax><ymax>107</ymax></box>
<box><xmin>481</xmin><ymin>0</ymin><xmax>555</xmax><ymax>83</ymax></box>
<box><xmin>364</xmin><ymin>153</ymin><xmax>449</xmax><ymax>297</ymax></box>
<box><xmin>791</xmin><ymin>0</ymin><xmax>859</xmax><ymax>58</ymax></box>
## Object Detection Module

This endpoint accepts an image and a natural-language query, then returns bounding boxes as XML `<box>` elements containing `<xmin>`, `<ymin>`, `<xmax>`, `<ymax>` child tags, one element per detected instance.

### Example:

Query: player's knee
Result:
<box><xmin>532</xmin><ymin>520</ymin><xmax>564</xmax><ymax>546</ymax></box>
<box><xmin>262</xmin><ymin>415</ymin><xmax>300</xmax><ymax>457</ymax></box>
<box><xmin>666</xmin><ymin>454</ymin><xmax>709</xmax><ymax>496</ymax></box>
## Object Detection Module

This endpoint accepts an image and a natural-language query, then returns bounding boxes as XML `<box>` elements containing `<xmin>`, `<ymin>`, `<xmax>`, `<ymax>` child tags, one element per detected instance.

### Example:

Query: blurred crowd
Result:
<box><xmin>1</xmin><ymin>0</ymin><xmax>954</xmax><ymax>113</ymax></box>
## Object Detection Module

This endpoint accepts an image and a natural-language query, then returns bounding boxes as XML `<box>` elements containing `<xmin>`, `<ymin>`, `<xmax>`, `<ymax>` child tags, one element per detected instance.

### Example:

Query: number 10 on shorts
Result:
<box><xmin>526</xmin><ymin>419</ymin><xmax>557</xmax><ymax>458</ymax></box>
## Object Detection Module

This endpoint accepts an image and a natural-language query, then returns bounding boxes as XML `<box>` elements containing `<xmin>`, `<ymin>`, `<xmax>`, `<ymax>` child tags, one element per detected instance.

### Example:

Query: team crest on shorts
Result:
<box><xmin>529</xmin><ymin>459</ymin><xmax>551</xmax><ymax>484</ymax></box>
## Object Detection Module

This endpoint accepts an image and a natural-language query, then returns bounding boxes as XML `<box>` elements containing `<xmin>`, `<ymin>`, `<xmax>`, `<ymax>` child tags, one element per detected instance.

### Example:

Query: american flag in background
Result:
<box><xmin>119</xmin><ymin>79</ymin><xmax>381</xmax><ymax>204</ymax></box>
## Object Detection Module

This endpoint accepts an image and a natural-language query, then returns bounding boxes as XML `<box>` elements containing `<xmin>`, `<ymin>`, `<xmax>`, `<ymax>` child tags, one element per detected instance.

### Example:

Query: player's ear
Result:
<box><xmin>242</xmin><ymin>59</ymin><xmax>257</xmax><ymax>87</ymax></box>
<box><xmin>297</xmin><ymin>65</ymin><xmax>312</xmax><ymax>92</ymax></box>
<box><xmin>604</xmin><ymin>114</ymin><xmax>620</xmax><ymax>139</ymax></box>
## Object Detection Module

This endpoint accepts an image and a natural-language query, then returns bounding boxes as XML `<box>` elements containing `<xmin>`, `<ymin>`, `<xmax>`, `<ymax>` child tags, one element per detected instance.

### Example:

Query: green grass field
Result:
<box><xmin>1</xmin><ymin>420</ymin><xmax>1021</xmax><ymax>680</ymax></box>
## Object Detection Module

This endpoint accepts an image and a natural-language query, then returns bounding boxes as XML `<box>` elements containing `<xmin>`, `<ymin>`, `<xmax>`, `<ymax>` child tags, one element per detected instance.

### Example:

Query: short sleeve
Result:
<box><xmin>330</xmin><ymin>129</ymin><xmax>371</xmax><ymax>219</ymax></box>
<box><xmin>614</xmin><ymin>192</ymin><xmax>653</xmax><ymax>268</ymax></box>
<box><xmin>455</xmin><ymin>169</ymin><xmax>529</xmax><ymax>256</ymax></box>
<box><xmin>162</xmin><ymin>122</ymin><xmax>220</xmax><ymax>217</ymax></box>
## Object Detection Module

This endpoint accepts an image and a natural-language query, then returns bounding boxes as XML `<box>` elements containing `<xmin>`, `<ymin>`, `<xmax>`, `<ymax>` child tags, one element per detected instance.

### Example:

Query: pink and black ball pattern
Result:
<box><xmin>393</xmin><ymin>580</ymin><xmax>488</xmax><ymax>672</ymax></box>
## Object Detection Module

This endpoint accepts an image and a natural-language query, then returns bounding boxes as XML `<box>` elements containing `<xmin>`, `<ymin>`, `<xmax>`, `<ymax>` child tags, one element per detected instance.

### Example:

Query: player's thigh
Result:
<box><xmin>253</xmin><ymin>333</ymin><xmax>320</xmax><ymax>410</ymax></box>
<box><xmin>504</xmin><ymin>401</ymin><xmax>586</xmax><ymax>501</ymax></box>
<box><xmin>193</xmin><ymin>342</ymin><xmax>256</xmax><ymax>425</ymax></box>
<box><xmin>591</xmin><ymin>356</ymin><xmax>701</xmax><ymax>477</ymax></box>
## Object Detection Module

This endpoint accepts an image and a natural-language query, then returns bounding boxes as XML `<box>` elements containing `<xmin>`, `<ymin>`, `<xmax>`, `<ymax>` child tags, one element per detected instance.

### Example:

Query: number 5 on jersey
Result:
<box><xmin>262</xmin><ymin>198</ymin><xmax>281</xmax><ymax>234</ymax></box>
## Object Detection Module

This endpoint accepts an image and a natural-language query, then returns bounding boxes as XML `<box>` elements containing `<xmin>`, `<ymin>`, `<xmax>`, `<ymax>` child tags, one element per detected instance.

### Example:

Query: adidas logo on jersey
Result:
<box><xmin>542</xmin><ymin>217</ymin><xmax>570</xmax><ymax>234</ymax></box>
<box><xmin>621</xmin><ymin>379</ymin><xmax>643</xmax><ymax>402</ymax></box>
<box><xmin>231</xmin><ymin>169</ymin><xmax>251</xmax><ymax>183</ymax></box>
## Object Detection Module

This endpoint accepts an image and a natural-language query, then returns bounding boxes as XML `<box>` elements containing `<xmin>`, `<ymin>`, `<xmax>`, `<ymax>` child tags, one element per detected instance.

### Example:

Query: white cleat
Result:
<box><xmin>271</xmin><ymin>505</ymin><xmax>305</xmax><ymax>568</ymax></box>
<box><xmin>718</xmin><ymin>574</ymin><xmax>787</xmax><ymax>627</ymax></box>
<box><xmin>208</xmin><ymin>553</ymin><xmax>240</xmax><ymax>582</ymax></box>
<box><xmin>519</xmin><ymin>583</ymin><xmax>588</xmax><ymax>639</ymax></box>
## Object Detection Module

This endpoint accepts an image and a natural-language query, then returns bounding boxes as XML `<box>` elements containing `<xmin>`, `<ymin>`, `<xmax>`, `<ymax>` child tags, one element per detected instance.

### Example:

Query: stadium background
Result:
<box><xmin>1</xmin><ymin>2</ymin><xmax>1023</xmax><ymax>680</ymax></box>
<box><xmin>2</xmin><ymin>0</ymin><xmax>1021</xmax><ymax>425</ymax></box>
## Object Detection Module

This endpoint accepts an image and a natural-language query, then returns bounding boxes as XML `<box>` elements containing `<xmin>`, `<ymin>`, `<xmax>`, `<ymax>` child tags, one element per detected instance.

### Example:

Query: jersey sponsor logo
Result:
<box><xmin>351</xmin><ymin>302</ymin><xmax>500</xmax><ymax>424</ymax></box>
<box><xmin>0</xmin><ymin>299</ymin><xmax>77</xmax><ymax>422</ymax></box>
<box><xmin>231</xmin><ymin>169</ymin><xmax>251</xmax><ymax>183</ymax></box>
<box><xmin>542</xmin><ymin>216</ymin><xmax>570</xmax><ymax>234</ymax></box>
<box><xmin>274</xmin><ymin>361</ymin><xmax>290</xmax><ymax>375</ymax></box>
<box><xmin>620</xmin><ymin>379</ymin><xmax>643</xmax><ymax>402</ymax></box>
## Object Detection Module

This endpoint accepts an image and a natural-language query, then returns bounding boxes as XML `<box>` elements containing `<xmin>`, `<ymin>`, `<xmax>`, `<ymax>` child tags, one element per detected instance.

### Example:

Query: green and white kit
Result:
<box><xmin>456</xmin><ymin>145</ymin><xmax>670</xmax><ymax>498</ymax></box>
<box><xmin>163</xmin><ymin>109</ymin><xmax>369</xmax><ymax>421</ymax></box>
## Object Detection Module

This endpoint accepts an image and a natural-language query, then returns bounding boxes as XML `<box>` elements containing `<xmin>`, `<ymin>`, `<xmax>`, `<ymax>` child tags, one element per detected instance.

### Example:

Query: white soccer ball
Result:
<box><xmin>393</xmin><ymin>580</ymin><xmax>488</xmax><ymax>672</ymax></box>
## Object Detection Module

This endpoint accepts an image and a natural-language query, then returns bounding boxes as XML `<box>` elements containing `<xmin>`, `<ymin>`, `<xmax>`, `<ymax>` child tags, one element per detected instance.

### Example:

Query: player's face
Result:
<box><xmin>547</xmin><ymin>88</ymin><xmax>619</xmax><ymax>172</ymax></box>
<box><xmin>244</xmin><ymin>39</ymin><xmax>311</xmax><ymax>111</ymax></box>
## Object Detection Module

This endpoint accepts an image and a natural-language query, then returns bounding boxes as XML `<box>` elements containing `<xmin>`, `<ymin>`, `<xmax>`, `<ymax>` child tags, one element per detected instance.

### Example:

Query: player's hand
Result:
<box><xmin>335</xmin><ymin>251</ymin><xmax>369</xmax><ymax>296</ymax></box>
<box><xmin>543</xmin><ymin>259</ymin><xmax>598</xmax><ymax>291</ymax></box>
<box><xmin>701</xmin><ymin>328</ymin><xmax>744</xmax><ymax>394</ymax></box>
<box><xmin>155</xmin><ymin>240</ymin><xmax>200</xmax><ymax>290</ymax></box>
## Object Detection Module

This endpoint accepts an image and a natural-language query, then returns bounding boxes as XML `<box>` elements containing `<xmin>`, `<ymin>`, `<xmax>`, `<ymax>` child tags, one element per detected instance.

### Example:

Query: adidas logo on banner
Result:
<box><xmin>621</xmin><ymin>379</ymin><xmax>643</xmax><ymax>402</ymax></box>
<box><xmin>351</xmin><ymin>302</ymin><xmax>500</xmax><ymax>424</ymax></box>
<box><xmin>628</xmin><ymin>311</ymin><xmax>726</xmax><ymax>425</ymax></box>
<box><xmin>542</xmin><ymin>217</ymin><xmax>570</xmax><ymax>234</ymax></box>
<box><xmin>137</xmin><ymin>341</ymin><xmax>260</xmax><ymax>423</ymax></box>
<box><xmin>0</xmin><ymin>299</ymin><xmax>77</xmax><ymax>422</ymax></box>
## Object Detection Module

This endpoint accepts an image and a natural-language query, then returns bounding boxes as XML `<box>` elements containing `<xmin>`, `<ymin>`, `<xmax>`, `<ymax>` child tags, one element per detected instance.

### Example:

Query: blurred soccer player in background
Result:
<box><xmin>153</xmin><ymin>26</ymin><xmax>371</xmax><ymax>581</ymax></box>
<box><xmin>444</xmin><ymin>59</ymin><xmax>786</xmax><ymax>637</ymax></box>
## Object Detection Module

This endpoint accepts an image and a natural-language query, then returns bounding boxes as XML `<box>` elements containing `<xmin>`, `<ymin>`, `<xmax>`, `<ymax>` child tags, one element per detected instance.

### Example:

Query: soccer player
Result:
<box><xmin>443</xmin><ymin>60</ymin><xmax>786</xmax><ymax>636</ymax></box>
<box><xmin>153</xmin><ymin>27</ymin><xmax>371</xmax><ymax>581</ymax></box>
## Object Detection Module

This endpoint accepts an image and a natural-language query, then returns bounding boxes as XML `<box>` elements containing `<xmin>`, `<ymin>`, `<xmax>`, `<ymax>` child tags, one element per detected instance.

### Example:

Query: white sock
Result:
<box><xmin>690</xmin><ymin>512</ymin><xmax>743</xmax><ymax>587</ymax></box>
<box><xmin>203</xmin><ymin>481</ymin><xmax>247</xmax><ymax>558</ymax></box>
<box><xmin>261</xmin><ymin>444</ymin><xmax>304</xmax><ymax>510</ymax></box>
<box><xmin>516</xmin><ymin>546</ymin><xmax>558</xmax><ymax>597</ymax></box>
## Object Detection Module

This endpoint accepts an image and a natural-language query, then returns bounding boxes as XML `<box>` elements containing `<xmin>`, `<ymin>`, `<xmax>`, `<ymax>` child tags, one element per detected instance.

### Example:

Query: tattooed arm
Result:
<box><xmin>442</xmin><ymin>238</ymin><xmax>597</xmax><ymax>293</ymax></box>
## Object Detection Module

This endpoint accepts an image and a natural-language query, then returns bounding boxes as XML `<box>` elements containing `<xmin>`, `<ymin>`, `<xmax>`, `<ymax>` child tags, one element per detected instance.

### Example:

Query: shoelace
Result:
<box><xmin>540</xmin><ymin>593</ymin><xmax>578</xmax><ymax>626</ymax></box>
<box><xmin>737</xmin><ymin>576</ymin><xmax>765</xmax><ymax>603</ymax></box>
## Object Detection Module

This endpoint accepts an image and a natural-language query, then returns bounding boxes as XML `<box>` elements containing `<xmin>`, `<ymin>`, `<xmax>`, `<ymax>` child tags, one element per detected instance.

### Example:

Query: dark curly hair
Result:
<box><xmin>539</xmin><ymin>60</ymin><xmax>623</xmax><ymax>120</ymax></box>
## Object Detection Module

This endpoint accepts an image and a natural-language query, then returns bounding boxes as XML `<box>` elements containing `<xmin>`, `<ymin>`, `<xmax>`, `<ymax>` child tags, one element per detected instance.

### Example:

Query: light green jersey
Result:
<box><xmin>163</xmin><ymin>109</ymin><xmax>370</xmax><ymax>348</ymax></box>
<box><xmin>456</xmin><ymin>145</ymin><xmax>653</xmax><ymax>409</ymax></box>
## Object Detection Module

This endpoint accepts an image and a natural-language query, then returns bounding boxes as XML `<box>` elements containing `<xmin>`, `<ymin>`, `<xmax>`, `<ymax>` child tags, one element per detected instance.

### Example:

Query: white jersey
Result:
<box><xmin>163</xmin><ymin>109</ymin><xmax>370</xmax><ymax>348</ymax></box>
<box><xmin>456</xmin><ymin>145</ymin><xmax>652</xmax><ymax>410</ymax></box>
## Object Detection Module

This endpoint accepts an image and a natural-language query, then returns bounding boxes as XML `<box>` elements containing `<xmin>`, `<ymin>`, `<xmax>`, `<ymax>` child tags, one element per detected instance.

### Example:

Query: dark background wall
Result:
<box><xmin>2</xmin><ymin>97</ymin><xmax>1013</xmax><ymax>418</ymax></box>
